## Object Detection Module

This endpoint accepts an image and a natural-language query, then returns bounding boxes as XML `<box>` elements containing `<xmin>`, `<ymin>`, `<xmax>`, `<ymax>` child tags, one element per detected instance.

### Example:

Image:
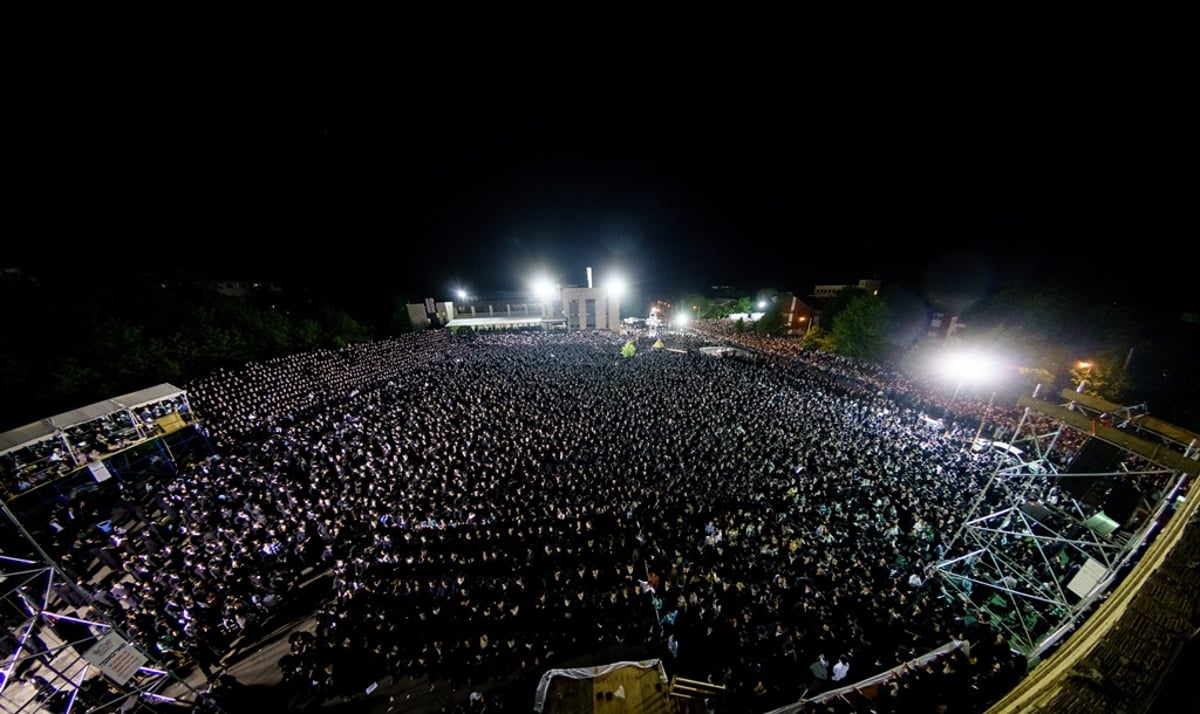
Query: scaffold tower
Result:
<box><xmin>933</xmin><ymin>385</ymin><xmax>1200</xmax><ymax>663</ymax></box>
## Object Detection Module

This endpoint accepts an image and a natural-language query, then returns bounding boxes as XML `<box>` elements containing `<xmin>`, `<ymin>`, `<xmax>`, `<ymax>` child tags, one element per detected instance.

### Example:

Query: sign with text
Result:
<box><xmin>83</xmin><ymin>631</ymin><xmax>148</xmax><ymax>685</ymax></box>
<box><xmin>88</xmin><ymin>460</ymin><xmax>114</xmax><ymax>483</ymax></box>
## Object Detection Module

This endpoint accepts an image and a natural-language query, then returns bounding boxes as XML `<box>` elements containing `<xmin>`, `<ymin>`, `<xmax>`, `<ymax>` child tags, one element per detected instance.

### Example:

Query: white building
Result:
<box><xmin>441</xmin><ymin>267</ymin><xmax>622</xmax><ymax>332</ymax></box>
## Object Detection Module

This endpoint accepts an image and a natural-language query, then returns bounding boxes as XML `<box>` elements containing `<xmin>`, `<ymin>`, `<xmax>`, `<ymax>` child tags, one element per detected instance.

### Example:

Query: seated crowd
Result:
<box><xmin>19</xmin><ymin>327</ymin><xmax>1126</xmax><ymax>711</ymax></box>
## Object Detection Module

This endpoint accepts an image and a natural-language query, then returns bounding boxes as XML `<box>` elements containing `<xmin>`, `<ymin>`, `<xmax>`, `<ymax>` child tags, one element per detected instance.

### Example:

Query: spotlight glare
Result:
<box><xmin>605</xmin><ymin>275</ymin><xmax>626</xmax><ymax>298</ymax></box>
<box><xmin>532</xmin><ymin>277</ymin><xmax>556</xmax><ymax>302</ymax></box>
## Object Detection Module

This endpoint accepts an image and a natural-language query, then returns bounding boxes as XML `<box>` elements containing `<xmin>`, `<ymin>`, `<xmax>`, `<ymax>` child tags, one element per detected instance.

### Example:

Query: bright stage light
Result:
<box><xmin>939</xmin><ymin>350</ymin><xmax>999</xmax><ymax>400</ymax></box>
<box><xmin>605</xmin><ymin>275</ymin><xmax>626</xmax><ymax>298</ymax></box>
<box><xmin>531</xmin><ymin>277</ymin><xmax>557</xmax><ymax>302</ymax></box>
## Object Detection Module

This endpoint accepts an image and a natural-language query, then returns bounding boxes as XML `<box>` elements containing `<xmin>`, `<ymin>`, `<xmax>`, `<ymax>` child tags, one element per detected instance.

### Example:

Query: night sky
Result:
<box><xmin>10</xmin><ymin>62</ymin><xmax>1190</xmax><ymax>312</ymax></box>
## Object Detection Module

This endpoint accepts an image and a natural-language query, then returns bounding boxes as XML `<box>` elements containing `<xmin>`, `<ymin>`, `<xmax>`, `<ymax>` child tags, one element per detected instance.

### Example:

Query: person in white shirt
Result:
<box><xmin>831</xmin><ymin>655</ymin><xmax>850</xmax><ymax>684</ymax></box>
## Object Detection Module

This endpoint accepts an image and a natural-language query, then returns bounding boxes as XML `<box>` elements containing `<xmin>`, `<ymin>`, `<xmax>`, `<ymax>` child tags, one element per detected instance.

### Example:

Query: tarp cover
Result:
<box><xmin>533</xmin><ymin>659</ymin><xmax>666</xmax><ymax>713</ymax></box>
<box><xmin>446</xmin><ymin>316</ymin><xmax>552</xmax><ymax>328</ymax></box>
<box><xmin>0</xmin><ymin>384</ymin><xmax>184</xmax><ymax>455</ymax></box>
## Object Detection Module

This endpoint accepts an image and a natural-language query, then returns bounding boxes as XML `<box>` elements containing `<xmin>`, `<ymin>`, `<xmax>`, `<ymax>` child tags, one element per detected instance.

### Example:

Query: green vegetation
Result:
<box><xmin>0</xmin><ymin>275</ymin><xmax>385</xmax><ymax>430</ymax></box>
<box><xmin>754</xmin><ymin>305</ymin><xmax>786</xmax><ymax>337</ymax></box>
<box><xmin>828</xmin><ymin>295</ymin><xmax>890</xmax><ymax>360</ymax></box>
<box><xmin>802</xmin><ymin>326</ymin><xmax>831</xmax><ymax>351</ymax></box>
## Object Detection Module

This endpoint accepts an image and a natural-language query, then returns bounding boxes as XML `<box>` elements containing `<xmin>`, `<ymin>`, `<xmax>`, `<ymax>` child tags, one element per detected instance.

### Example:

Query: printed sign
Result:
<box><xmin>88</xmin><ymin>460</ymin><xmax>114</xmax><ymax>483</ymax></box>
<box><xmin>83</xmin><ymin>631</ymin><xmax>148</xmax><ymax>685</ymax></box>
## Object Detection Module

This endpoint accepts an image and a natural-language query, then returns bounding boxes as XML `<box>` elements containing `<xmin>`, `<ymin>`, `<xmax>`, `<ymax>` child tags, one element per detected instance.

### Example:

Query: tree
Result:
<box><xmin>1071</xmin><ymin>352</ymin><xmax>1132</xmax><ymax>404</ymax></box>
<box><xmin>734</xmin><ymin>318</ymin><xmax>746</xmax><ymax>334</ymax></box>
<box><xmin>317</xmin><ymin>306</ymin><xmax>372</xmax><ymax>349</ymax></box>
<box><xmin>388</xmin><ymin>296</ymin><xmax>416</xmax><ymax>335</ymax></box>
<box><xmin>830</xmin><ymin>295</ymin><xmax>890</xmax><ymax>360</ymax></box>
<box><xmin>621</xmin><ymin>341</ymin><xmax>637</xmax><ymax>358</ymax></box>
<box><xmin>802</xmin><ymin>326</ymin><xmax>831</xmax><ymax>351</ymax></box>
<box><xmin>821</xmin><ymin>287</ymin><xmax>869</xmax><ymax>329</ymax></box>
<box><xmin>678</xmin><ymin>293</ymin><xmax>710</xmax><ymax>320</ymax></box>
<box><xmin>755</xmin><ymin>305</ymin><xmax>786</xmax><ymax>337</ymax></box>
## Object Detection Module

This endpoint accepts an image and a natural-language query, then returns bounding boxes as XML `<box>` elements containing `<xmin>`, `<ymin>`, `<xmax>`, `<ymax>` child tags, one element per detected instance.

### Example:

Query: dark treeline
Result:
<box><xmin>0</xmin><ymin>270</ymin><xmax>414</xmax><ymax>431</ymax></box>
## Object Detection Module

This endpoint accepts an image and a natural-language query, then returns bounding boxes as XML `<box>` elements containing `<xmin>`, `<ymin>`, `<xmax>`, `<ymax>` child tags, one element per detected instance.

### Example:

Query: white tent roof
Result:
<box><xmin>0</xmin><ymin>383</ymin><xmax>185</xmax><ymax>455</ymax></box>
<box><xmin>445</xmin><ymin>316</ymin><xmax>552</xmax><ymax>328</ymax></box>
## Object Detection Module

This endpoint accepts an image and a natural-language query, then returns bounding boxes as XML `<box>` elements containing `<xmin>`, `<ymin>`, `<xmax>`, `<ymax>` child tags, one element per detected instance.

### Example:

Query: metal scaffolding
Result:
<box><xmin>933</xmin><ymin>386</ymin><xmax>1200</xmax><ymax>663</ymax></box>
<box><xmin>1</xmin><ymin>389</ymin><xmax>221</xmax><ymax>713</ymax></box>
<box><xmin>1</xmin><ymin>508</ymin><xmax>216</xmax><ymax>712</ymax></box>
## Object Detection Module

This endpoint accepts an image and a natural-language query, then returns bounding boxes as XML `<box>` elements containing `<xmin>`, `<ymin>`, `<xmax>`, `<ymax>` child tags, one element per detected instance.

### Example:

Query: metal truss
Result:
<box><xmin>1</xmin><ymin>416</ymin><xmax>222</xmax><ymax>714</ymax></box>
<box><xmin>1</xmin><ymin>509</ymin><xmax>219</xmax><ymax>713</ymax></box>
<box><xmin>934</xmin><ymin>386</ymin><xmax>1200</xmax><ymax>663</ymax></box>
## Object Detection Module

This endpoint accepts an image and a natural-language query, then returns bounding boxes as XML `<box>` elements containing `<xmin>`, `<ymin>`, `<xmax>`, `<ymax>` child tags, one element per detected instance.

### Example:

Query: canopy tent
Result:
<box><xmin>445</xmin><ymin>316</ymin><xmax>561</xmax><ymax>329</ymax></box>
<box><xmin>0</xmin><ymin>384</ymin><xmax>185</xmax><ymax>455</ymax></box>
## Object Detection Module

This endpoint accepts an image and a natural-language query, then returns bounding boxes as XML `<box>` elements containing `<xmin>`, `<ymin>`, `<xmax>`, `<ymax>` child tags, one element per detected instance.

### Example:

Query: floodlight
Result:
<box><xmin>532</xmin><ymin>277</ymin><xmax>557</xmax><ymax>302</ymax></box>
<box><xmin>757</xmin><ymin>300</ymin><xmax>767</xmax><ymax>309</ymax></box>
<box><xmin>939</xmin><ymin>350</ymin><xmax>998</xmax><ymax>400</ymax></box>
<box><xmin>605</xmin><ymin>275</ymin><xmax>626</xmax><ymax>298</ymax></box>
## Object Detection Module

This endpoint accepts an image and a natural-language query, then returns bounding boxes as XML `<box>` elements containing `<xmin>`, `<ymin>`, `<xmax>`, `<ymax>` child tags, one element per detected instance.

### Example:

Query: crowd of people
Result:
<box><xmin>9</xmin><ymin>325</ymin><xmax>1128</xmax><ymax>711</ymax></box>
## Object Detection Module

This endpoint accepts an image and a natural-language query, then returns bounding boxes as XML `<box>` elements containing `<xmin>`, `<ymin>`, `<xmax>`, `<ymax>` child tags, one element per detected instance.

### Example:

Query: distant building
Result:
<box><xmin>560</xmin><ymin>281</ymin><xmax>620</xmax><ymax>331</ymax></box>
<box><xmin>777</xmin><ymin>292</ymin><xmax>817</xmax><ymax>335</ymax></box>
<box><xmin>408</xmin><ymin>298</ymin><xmax>459</xmax><ymax>330</ymax></box>
<box><xmin>811</xmin><ymin>279</ymin><xmax>882</xmax><ymax>299</ymax></box>
<box><xmin>199</xmin><ymin>279</ymin><xmax>283</xmax><ymax>297</ymax></box>
<box><xmin>437</xmin><ymin>267</ymin><xmax>622</xmax><ymax>332</ymax></box>
<box><xmin>927</xmin><ymin>312</ymin><xmax>967</xmax><ymax>342</ymax></box>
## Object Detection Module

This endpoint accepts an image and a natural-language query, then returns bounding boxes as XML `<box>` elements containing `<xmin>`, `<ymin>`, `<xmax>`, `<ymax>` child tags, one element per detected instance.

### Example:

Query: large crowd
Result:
<box><xmin>11</xmin><ymin>325</ymin><xmax>1133</xmax><ymax>712</ymax></box>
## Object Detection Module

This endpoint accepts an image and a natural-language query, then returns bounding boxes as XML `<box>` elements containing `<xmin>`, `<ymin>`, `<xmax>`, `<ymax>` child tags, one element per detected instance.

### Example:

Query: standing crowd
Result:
<box><xmin>25</xmin><ymin>328</ymin><xmax>1073</xmax><ymax>711</ymax></box>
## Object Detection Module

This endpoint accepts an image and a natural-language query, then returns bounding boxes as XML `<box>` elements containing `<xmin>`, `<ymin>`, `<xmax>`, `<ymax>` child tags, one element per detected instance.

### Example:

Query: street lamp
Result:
<box><xmin>1075</xmin><ymin>361</ymin><xmax>1093</xmax><ymax>393</ymax></box>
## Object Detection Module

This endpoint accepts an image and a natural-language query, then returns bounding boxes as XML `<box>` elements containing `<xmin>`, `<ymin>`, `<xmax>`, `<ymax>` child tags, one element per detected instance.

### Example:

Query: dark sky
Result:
<box><xmin>10</xmin><ymin>59</ymin><xmax>1190</xmax><ymax>311</ymax></box>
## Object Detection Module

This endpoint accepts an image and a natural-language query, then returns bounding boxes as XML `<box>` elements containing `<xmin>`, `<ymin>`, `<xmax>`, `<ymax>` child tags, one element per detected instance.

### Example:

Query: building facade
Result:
<box><xmin>811</xmin><ymin>279</ymin><xmax>882</xmax><ymax>299</ymax></box>
<box><xmin>559</xmin><ymin>285</ymin><xmax>620</xmax><ymax>331</ymax></box>
<box><xmin>778</xmin><ymin>293</ymin><xmax>817</xmax><ymax>335</ymax></box>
